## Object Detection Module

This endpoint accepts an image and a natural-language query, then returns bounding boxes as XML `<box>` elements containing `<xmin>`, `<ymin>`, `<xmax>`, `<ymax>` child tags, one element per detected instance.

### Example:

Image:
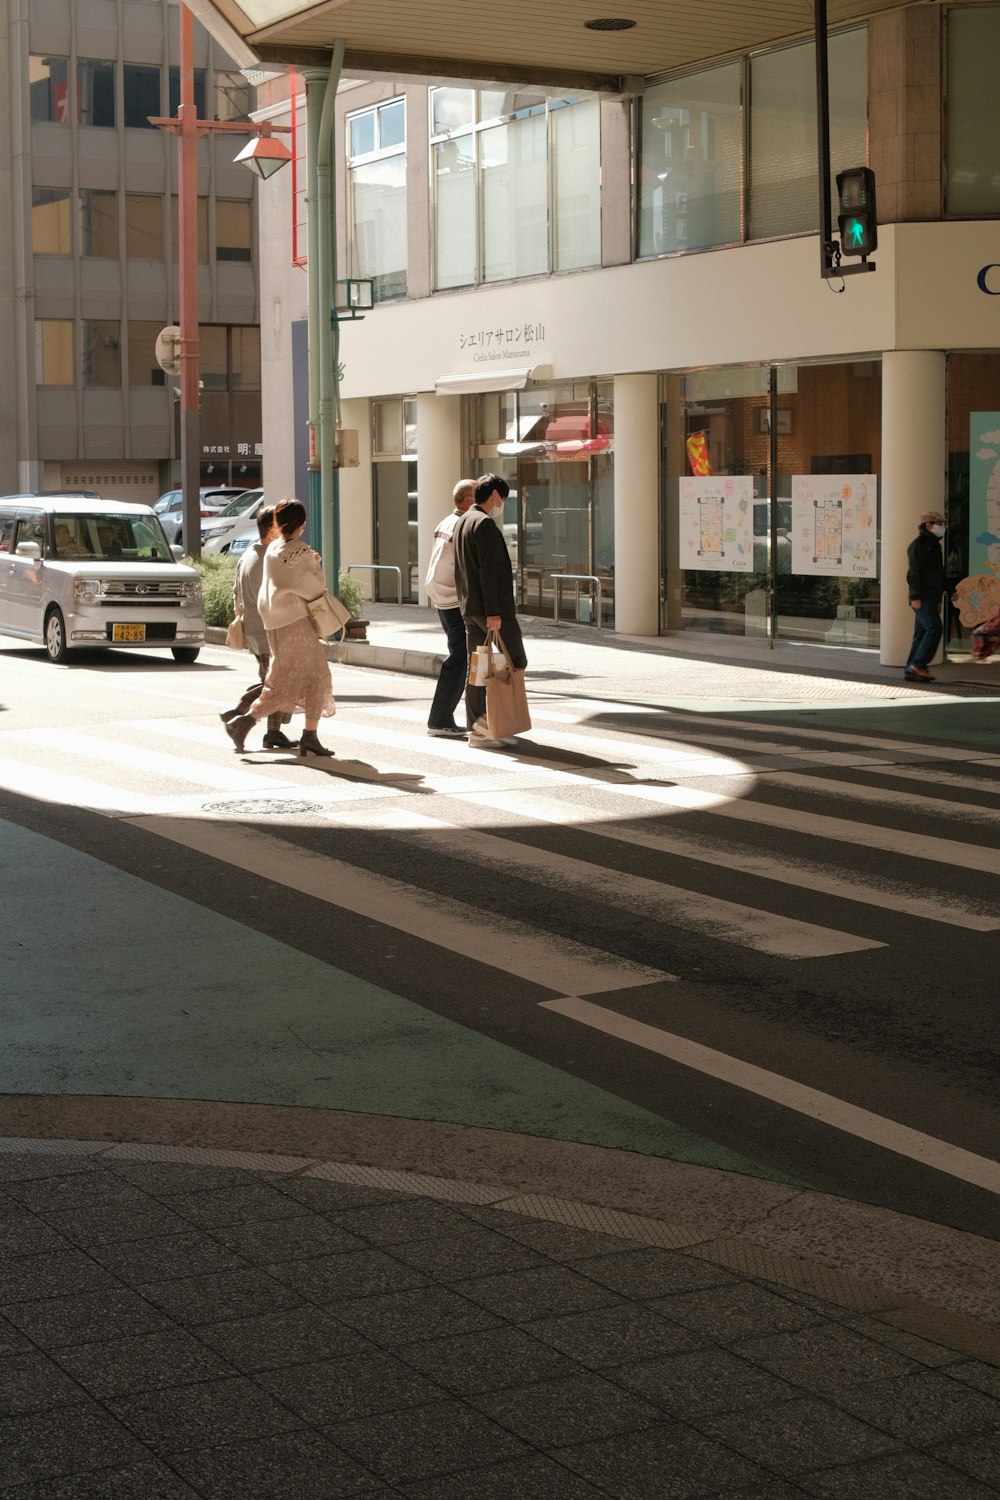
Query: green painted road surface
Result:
<box><xmin>741</xmin><ymin>696</ymin><xmax>1000</xmax><ymax>749</ymax></box>
<box><xmin>0</xmin><ymin>819</ymin><xmax>789</xmax><ymax>1183</ymax></box>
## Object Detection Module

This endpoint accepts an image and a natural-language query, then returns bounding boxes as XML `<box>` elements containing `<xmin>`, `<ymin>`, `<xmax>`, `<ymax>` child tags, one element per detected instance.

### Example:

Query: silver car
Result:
<box><xmin>154</xmin><ymin>486</ymin><xmax>247</xmax><ymax>547</ymax></box>
<box><xmin>0</xmin><ymin>494</ymin><xmax>205</xmax><ymax>664</ymax></box>
<box><xmin>200</xmin><ymin>488</ymin><xmax>265</xmax><ymax>554</ymax></box>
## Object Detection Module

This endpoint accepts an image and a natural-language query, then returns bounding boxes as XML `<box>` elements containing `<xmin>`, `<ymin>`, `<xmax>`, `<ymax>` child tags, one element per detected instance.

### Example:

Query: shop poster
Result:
<box><xmin>790</xmin><ymin>475</ymin><xmax>877</xmax><ymax>577</ymax></box>
<box><xmin>678</xmin><ymin>476</ymin><xmax>753</xmax><ymax>572</ymax></box>
<box><xmin>969</xmin><ymin>412</ymin><xmax>1000</xmax><ymax>578</ymax></box>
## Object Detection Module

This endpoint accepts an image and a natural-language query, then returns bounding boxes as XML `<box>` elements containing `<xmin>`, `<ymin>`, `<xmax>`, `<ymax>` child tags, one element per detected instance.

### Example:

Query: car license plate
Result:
<box><xmin>112</xmin><ymin>623</ymin><xmax>146</xmax><ymax>642</ymax></box>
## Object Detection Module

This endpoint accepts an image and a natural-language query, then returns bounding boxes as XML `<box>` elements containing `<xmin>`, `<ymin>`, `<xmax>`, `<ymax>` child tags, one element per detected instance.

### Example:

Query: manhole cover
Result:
<box><xmin>201</xmin><ymin>799</ymin><xmax>324</xmax><ymax>816</ymax></box>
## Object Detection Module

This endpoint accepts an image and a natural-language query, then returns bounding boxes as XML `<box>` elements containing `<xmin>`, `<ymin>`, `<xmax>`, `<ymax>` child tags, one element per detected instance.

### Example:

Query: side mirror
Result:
<box><xmin>15</xmin><ymin>540</ymin><xmax>41</xmax><ymax>560</ymax></box>
<box><xmin>171</xmin><ymin>544</ymin><xmax>183</xmax><ymax>559</ymax></box>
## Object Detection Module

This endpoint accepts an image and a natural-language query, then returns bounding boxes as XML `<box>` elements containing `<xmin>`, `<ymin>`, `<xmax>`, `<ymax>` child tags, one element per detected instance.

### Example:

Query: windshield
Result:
<box><xmin>217</xmin><ymin>490</ymin><xmax>262</xmax><ymax>518</ymax></box>
<box><xmin>51</xmin><ymin>513</ymin><xmax>175</xmax><ymax>563</ymax></box>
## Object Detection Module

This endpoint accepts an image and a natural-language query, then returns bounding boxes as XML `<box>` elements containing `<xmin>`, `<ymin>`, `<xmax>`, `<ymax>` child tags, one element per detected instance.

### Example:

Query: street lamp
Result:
<box><xmin>151</xmin><ymin>3</ymin><xmax>290</xmax><ymax>558</ymax></box>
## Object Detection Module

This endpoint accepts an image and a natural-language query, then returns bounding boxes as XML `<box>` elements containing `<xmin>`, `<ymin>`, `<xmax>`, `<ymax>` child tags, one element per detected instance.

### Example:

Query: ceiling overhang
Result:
<box><xmin>184</xmin><ymin>0</ymin><xmax>926</xmax><ymax>93</ymax></box>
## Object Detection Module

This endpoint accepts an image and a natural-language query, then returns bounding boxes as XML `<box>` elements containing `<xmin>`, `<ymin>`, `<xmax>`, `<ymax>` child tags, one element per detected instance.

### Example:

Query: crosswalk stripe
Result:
<box><xmin>318</xmin><ymin>803</ymin><xmax>884</xmax><ymax>960</ymax></box>
<box><xmin>772</xmin><ymin>770</ymin><xmax>1000</xmax><ymax>828</ymax></box>
<box><xmin>125</xmin><ymin>815</ymin><xmax>674</xmax><ymax>997</ymax></box>
<box><xmin>4</xmin><ymin>728</ymin><xmax>277</xmax><ymax>792</ymax></box>
<box><xmin>542</xmin><ymin>996</ymin><xmax>1000</xmax><ymax>1197</ymax></box>
<box><xmin>452</xmin><ymin>788</ymin><xmax>998</xmax><ymax>932</ymax></box>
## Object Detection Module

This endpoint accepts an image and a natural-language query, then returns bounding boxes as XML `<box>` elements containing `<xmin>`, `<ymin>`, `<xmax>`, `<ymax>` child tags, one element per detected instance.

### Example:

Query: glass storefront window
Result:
<box><xmin>662</xmin><ymin>360</ymin><xmax>881</xmax><ymax>645</ymax></box>
<box><xmin>638</xmin><ymin>62</ymin><xmax>741</xmax><ymax>256</ymax></box>
<box><xmin>471</xmin><ymin>381</ymin><xmax>615</xmax><ymax>625</ymax></box>
<box><xmin>946</xmin><ymin>8</ymin><xmax>1000</xmax><ymax>215</ymax></box>
<box><xmin>32</xmin><ymin>189</ymin><xmax>73</xmax><ymax>254</ymax></box>
<box><xmin>945</xmin><ymin>353</ymin><xmax>1000</xmax><ymax>655</ymax></box>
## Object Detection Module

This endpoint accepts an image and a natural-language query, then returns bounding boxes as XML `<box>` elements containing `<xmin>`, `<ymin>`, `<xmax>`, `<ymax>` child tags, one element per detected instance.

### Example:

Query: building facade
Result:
<box><xmin>253</xmin><ymin>2</ymin><xmax>1000</xmax><ymax>664</ymax></box>
<box><xmin>0</xmin><ymin>0</ymin><xmax>263</xmax><ymax>503</ymax></box>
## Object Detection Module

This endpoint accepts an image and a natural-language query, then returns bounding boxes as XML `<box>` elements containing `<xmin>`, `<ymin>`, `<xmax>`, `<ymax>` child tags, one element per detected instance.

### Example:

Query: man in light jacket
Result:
<box><xmin>424</xmin><ymin>478</ymin><xmax>476</xmax><ymax>737</ymax></box>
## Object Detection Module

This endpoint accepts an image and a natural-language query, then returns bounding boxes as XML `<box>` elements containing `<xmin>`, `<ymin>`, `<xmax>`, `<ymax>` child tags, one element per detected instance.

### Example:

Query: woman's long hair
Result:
<box><xmin>270</xmin><ymin>498</ymin><xmax>307</xmax><ymax>542</ymax></box>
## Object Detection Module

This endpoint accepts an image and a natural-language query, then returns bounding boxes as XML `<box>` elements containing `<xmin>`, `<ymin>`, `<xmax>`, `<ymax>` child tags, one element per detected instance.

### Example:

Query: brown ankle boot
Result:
<box><xmin>224</xmin><ymin>714</ymin><xmax>255</xmax><ymax>753</ymax></box>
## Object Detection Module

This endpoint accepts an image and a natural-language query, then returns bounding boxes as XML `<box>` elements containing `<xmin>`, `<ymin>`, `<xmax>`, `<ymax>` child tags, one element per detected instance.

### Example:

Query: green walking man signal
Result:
<box><xmin>836</xmin><ymin>166</ymin><xmax>877</xmax><ymax>257</ymax></box>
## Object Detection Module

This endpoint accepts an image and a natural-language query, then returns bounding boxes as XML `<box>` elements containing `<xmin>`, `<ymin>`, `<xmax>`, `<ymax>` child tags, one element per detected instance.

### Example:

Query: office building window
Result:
<box><xmin>638</xmin><ymin>28</ymin><xmax>866</xmax><ymax>255</ymax></box>
<box><xmin>79</xmin><ymin>189</ymin><xmax>119</xmax><ymax>256</ymax></box>
<box><xmin>123</xmin><ymin>64</ymin><xmax>161</xmax><ymax>128</ymax></box>
<box><xmin>638</xmin><ymin>63</ymin><xmax>742</xmax><ymax>256</ymax></box>
<box><xmin>947</xmin><ymin>6</ymin><xmax>1000</xmax><ymax>215</ymax></box>
<box><xmin>216</xmin><ymin>200</ymin><xmax>252</xmax><ymax>262</ymax></box>
<box><xmin>32</xmin><ymin>188</ymin><xmax>73</xmax><ymax>254</ymax></box>
<box><xmin>431</xmin><ymin>89</ymin><xmax>600</xmax><ymax>290</ymax></box>
<box><xmin>82</xmin><ymin>321</ymin><xmax>121</xmax><ymax>386</ymax></box>
<box><xmin>214</xmin><ymin>70</ymin><xmax>251</xmax><ymax>121</ymax></box>
<box><xmin>169</xmin><ymin>195</ymin><xmax>209</xmax><ymax>262</ymax></box>
<box><xmin>126</xmin><ymin>194</ymin><xmax>164</xmax><ymax>259</ymax></box>
<box><xmin>347</xmin><ymin>99</ymin><xmax>407</xmax><ymax>302</ymax></box>
<box><xmin>168</xmin><ymin>67</ymin><xmax>207</xmax><ymax>118</ymax></box>
<box><xmin>77</xmin><ymin>59</ymin><xmax>116</xmax><ymax>128</ymax></box>
<box><xmin>29</xmin><ymin>56</ymin><xmax>70</xmax><ymax>124</ymax></box>
<box><xmin>35</xmin><ymin>321</ymin><xmax>74</xmax><ymax>384</ymax></box>
<box><xmin>749</xmin><ymin>27</ymin><xmax>867</xmax><ymax>240</ymax></box>
<box><xmin>127</xmin><ymin>322</ymin><xmax>166</xmax><ymax>386</ymax></box>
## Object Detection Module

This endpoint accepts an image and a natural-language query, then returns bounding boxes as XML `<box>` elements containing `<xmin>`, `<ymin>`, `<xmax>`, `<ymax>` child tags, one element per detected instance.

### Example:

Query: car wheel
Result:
<box><xmin>171</xmin><ymin>646</ymin><xmax>200</xmax><ymax>663</ymax></box>
<box><xmin>45</xmin><ymin>608</ymin><xmax>71</xmax><ymax>664</ymax></box>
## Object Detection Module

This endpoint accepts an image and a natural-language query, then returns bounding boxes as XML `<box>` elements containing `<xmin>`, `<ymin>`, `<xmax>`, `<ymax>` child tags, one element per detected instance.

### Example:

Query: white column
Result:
<box><xmin>880</xmin><ymin>351</ymin><xmax>946</xmax><ymax>667</ymax></box>
<box><xmin>415</xmin><ymin>392</ymin><xmax>464</xmax><ymax>607</ymax></box>
<box><xmin>613</xmin><ymin>373</ymin><xmax>660</xmax><ymax>635</ymax></box>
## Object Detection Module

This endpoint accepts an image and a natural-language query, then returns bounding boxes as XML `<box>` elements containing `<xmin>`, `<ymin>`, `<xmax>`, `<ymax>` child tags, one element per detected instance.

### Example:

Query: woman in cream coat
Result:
<box><xmin>223</xmin><ymin>498</ymin><xmax>335</xmax><ymax>757</ymax></box>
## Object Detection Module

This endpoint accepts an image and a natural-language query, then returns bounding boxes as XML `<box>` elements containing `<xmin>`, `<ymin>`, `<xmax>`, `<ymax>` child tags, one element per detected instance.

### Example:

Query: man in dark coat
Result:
<box><xmin>453</xmin><ymin>472</ymin><xmax>527</xmax><ymax>746</ymax></box>
<box><xmin>905</xmin><ymin>508</ymin><xmax>946</xmax><ymax>682</ymax></box>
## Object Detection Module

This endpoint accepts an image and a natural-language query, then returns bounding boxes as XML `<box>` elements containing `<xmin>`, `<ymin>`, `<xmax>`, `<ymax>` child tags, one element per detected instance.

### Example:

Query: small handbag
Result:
<box><xmin>225</xmin><ymin>615</ymin><xmax>245</xmax><ymax>650</ymax></box>
<box><xmin>306</xmin><ymin>589</ymin><xmax>352</xmax><ymax>639</ymax></box>
<box><xmin>484</xmin><ymin>633</ymin><xmax>531</xmax><ymax>740</ymax></box>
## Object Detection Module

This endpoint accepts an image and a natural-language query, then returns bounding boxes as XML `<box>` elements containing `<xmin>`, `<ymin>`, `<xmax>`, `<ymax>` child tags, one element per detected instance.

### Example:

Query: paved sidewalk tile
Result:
<box><xmin>804</xmin><ymin>1449</ymin><xmax>1000</xmax><ymax>1498</ymax></box>
<box><xmin>168</xmin><ymin>1429</ymin><xmax>385</xmax><ymax>1499</ymax></box>
<box><xmin>328</xmin><ymin>1398</ymin><xmax>528</xmax><ymax>1484</ymax></box>
<box><xmin>6</xmin><ymin>1458</ymin><xmax>204</xmax><ymax>1498</ymax></box>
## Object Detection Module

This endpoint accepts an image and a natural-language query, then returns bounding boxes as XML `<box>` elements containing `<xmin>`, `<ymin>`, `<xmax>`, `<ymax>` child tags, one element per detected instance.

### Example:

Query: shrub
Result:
<box><xmin>337</xmin><ymin>570</ymin><xmax>364</xmax><ymax>619</ymax></box>
<box><xmin>187</xmin><ymin>553</ymin><xmax>238</xmax><ymax>627</ymax></box>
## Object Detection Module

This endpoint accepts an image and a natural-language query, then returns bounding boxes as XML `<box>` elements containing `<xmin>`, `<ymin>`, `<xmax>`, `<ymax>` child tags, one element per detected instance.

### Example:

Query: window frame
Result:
<box><xmin>345</xmin><ymin>97</ymin><xmax>408</xmax><ymax>302</ymax></box>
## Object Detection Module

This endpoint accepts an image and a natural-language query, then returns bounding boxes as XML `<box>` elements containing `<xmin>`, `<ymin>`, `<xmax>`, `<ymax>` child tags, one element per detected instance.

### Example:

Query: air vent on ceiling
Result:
<box><xmin>584</xmin><ymin>17</ymin><xmax>637</xmax><ymax>30</ymax></box>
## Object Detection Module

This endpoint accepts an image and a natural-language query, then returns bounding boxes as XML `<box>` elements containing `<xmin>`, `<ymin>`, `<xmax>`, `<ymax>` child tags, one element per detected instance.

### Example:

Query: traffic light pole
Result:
<box><xmin>814</xmin><ymin>0</ymin><xmax>874</xmax><ymax>281</ymax></box>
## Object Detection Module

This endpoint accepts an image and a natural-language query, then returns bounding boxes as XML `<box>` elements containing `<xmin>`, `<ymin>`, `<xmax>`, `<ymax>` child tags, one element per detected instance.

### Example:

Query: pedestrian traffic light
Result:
<box><xmin>836</xmin><ymin>167</ymin><xmax>877</xmax><ymax>257</ymax></box>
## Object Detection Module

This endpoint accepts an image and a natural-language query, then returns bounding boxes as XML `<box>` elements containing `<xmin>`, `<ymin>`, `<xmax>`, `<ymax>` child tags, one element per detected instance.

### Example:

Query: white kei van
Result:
<box><xmin>0</xmin><ymin>494</ymin><xmax>206</xmax><ymax>664</ymax></box>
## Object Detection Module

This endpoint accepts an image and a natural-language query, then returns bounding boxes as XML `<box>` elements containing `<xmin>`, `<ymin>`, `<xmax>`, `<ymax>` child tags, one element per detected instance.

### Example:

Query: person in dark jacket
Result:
<box><xmin>905</xmin><ymin>509</ymin><xmax>947</xmax><ymax>681</ymax></box>
<box><xmin>453</xmin><ymin>472</ymin><xmax>527</xmax><ymax>747</ymax></box>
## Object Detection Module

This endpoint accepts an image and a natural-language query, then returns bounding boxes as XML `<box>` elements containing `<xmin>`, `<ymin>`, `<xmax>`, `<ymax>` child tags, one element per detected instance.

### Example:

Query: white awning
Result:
<box><xmin>434</xmin><ymin>365</ymin><xmax>547</xmax><ymax>396</ymax></box>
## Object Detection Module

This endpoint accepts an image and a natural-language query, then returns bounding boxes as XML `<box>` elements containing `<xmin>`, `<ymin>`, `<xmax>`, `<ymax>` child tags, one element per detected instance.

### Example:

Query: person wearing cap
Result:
<box><xmin>905</xmin><ymin>509</ymin><xmax>947</xmax><ymax>682</ymax></box>
<box><xmin>424</xmin><ymin>478</ymin><xmax>476</xmax><ymax>738</ymax></box>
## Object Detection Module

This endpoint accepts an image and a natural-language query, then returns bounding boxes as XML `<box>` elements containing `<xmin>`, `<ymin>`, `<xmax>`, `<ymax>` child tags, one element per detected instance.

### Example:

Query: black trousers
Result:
<box><xmin>463</xmin><ymin>615</ymin><xmax>527</xmax><ymax>728</ymax></box>
<box><xmin>427</xmin><ymin>607</ymin><xmax>468</xmax><ymax>729</ymax></box>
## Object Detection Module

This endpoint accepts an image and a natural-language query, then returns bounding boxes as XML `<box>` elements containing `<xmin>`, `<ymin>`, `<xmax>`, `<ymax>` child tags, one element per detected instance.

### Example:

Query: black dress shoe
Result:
<box><xmin>263</xmin><ymin>730</ymin><xmax>298</xmax><ymax>750</ymax></box>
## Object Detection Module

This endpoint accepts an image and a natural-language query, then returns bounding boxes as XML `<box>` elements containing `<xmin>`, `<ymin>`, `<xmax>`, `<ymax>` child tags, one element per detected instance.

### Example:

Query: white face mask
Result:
<box><xmin>929</xmin><ymin>523</ymin><xmax>946</xmax><ymax>537</ymax></box>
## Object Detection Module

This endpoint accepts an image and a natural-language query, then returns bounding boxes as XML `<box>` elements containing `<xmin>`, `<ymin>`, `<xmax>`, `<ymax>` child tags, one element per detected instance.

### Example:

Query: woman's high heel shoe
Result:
<box><xmin>224</xmin><ymin>714</ymin><xmax>255</xmax><ymax>753</ymax></box>
<box><xmin>298</xmin><ymin>730</ymin><xmax>333</xmax><ymax>757</ymax></box>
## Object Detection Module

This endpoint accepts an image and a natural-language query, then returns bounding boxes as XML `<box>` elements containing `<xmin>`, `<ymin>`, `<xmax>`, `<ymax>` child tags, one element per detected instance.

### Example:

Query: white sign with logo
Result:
<box><xmin>678</xmin><ymin>476</ymin><xmax>754</xmax><ymax>572</ymax></box>
<box><xmin>790</xmin><ymin>474</ymin><xmax>877</xmax><ymax>577</ymax></box>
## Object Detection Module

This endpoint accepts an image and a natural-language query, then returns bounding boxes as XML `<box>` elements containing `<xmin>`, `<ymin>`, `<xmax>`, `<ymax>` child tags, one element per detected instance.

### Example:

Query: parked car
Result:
<box><xmin>200</xmin><ymin>489</ymin><xmax>265</xmax><ymax>554</ymax></box>
<box><xmin>0</xmin><ymin>494</ymin><xmax>205</xmax><ymax>664</ymax></box>
<box><xmin>154</xmin><ymin>486</ymin><xmax>247</xmax><ymax>546</ymax></box>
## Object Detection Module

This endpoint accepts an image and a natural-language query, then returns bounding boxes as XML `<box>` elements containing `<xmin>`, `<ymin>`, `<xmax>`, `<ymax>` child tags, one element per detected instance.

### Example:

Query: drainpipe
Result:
<box><xmin>308</xmin><ymin>41</ymin><xmax>344</xmax><ymax>592</ymax></box>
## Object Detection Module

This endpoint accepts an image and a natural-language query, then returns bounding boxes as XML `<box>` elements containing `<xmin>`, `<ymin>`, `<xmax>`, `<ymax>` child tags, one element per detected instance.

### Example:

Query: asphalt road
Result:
<box><xmin>1</xmin><ymin>640</ymin><xmax>998</xmax><ymax>1242</ymax></box>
